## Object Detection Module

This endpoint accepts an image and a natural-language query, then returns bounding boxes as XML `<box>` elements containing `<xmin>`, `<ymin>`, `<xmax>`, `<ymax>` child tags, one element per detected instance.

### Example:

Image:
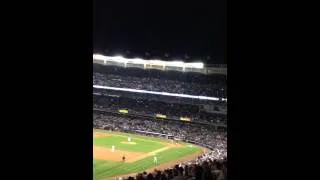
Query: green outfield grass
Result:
<box><xmin>94</xmin><ymin>132</ymin><xmax>164</xmax><ymax>152</ymax></box>
<box><xmin>93</xmin><ymin>129</ymin><xmax>201</xmax><ymax>180</ymax></box>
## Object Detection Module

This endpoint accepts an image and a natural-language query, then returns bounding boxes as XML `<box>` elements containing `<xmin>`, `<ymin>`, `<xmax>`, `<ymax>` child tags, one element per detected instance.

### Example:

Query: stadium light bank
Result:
<box><xmin>93</xmin><ymin>53</ymin><xmax>204</xmax><ymax>69</ymax></box>
<box><xmin>93</xmin><ymin>85</ymin><xmax>227</xmax><ymax>102</ymax></box>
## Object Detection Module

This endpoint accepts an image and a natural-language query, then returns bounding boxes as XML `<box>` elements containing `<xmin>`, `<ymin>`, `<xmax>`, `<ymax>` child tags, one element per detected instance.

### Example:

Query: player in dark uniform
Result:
<box><xmin>122</xmin><ymin>155</ymin><xmax>125</xmax><ymax>162</ymax></box>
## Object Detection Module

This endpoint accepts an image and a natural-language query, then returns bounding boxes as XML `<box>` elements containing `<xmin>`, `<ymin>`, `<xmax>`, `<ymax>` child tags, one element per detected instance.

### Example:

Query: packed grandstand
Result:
<box><xmin>93</xmin><ymin>53</ymin><xmax>227</xmax><ymax>180</ymax></box>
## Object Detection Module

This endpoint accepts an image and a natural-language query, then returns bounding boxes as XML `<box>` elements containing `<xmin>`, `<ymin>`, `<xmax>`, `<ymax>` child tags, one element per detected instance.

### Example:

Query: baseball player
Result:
<box><xmin>111</xmin><ymin>145</ymin><xmax>115</xmax><ymax>152</ymax></box>
<box><xmin>153</xmin><ymin>155</ymin><xmax>158</xmax><ymax>164</ymax></box>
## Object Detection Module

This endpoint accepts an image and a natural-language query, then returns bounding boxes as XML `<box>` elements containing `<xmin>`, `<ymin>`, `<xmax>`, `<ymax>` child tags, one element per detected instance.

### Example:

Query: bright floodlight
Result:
<box><xmin>93</xmin><ymin>54</ymin><xmax>107</xmax><ymax>61</ymax></box>
<box><xmin>113</xmin><ymin>56</ymin><xmax>128</xmax><ymax>63</ymax></box>
<box><xmin>191</xmin><ymin>62</ymin><xmax>204</xmax><ymax>69</ymax></box>
<box><xmin>92</xmin><ymin>53</ymin><xmax>204</xmax><ymax>69</ymax></box>
<box><xmin>185</xmin><ymin>62</ymin><xmax>204</xmax><ymax>69</ymax></box>
<box><xmin>149</xmin><ymin>60</ymin><xmax>165</xmax><ymax>66</ymax></box>
<box><xmin>166</xmin><ymin>61</ymin><xmax>184</xmax><ymax>67</ymax></box>
<box><xmin>129</xmin><ymin>58</ymin><xmax>146</xmax><ymax>64</ymax></box>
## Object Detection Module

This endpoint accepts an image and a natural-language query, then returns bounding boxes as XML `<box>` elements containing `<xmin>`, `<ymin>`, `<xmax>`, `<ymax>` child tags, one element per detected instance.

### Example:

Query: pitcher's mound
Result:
<box><xmin>121</xmin><ymin>141</ymin><xmax>137</xmax><ymax>145</ymax></box>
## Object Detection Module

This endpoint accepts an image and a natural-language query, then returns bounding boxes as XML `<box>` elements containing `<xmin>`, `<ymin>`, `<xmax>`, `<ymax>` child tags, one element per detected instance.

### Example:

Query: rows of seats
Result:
<box><xmin>93</xmin><ymin>95</ymin><xmax>227</xmax><ymax>125</ymax></box>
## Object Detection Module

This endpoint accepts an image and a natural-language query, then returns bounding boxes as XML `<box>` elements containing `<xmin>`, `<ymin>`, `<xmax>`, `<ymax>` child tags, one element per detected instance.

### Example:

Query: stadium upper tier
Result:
<box><xmin>93</xmin><ymin>64</ymin><xmax>227</xmax><ymax>99</ymax></box>
<box><xmin>93</xmin><ymin>53</ymin><xmax>227</xmax><ymax>75</ymax></box>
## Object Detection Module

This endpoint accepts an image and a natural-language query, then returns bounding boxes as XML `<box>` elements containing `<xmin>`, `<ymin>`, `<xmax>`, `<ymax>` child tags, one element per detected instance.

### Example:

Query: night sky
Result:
<box><xmin>94</xmin><ymin>1</ymin><xmax>226</xmax><ymax>64</ymax></box>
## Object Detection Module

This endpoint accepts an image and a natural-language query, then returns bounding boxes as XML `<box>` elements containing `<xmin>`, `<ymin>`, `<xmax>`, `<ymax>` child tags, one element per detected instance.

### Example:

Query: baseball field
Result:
<box><xmin>93</xmin><ymin>129</ymin><xmax>204</xmax><ymax>180</ymax></box>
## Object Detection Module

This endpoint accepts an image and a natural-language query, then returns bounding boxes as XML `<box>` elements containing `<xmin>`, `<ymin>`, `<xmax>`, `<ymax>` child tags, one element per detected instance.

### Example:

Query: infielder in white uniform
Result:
<box><xmin>111</xmin><ymin>145</ymin><xmax>115</xmax><ymax>152</ymax></box>
<box><xmin>128</xmin><ymin>137</ymin><xmax>131</xmax><ymax>142</ymax></box>
<box><xmin>153</xmin><ymin>156</ymin><xmax>158</xmax><ymax>164</ymax></box>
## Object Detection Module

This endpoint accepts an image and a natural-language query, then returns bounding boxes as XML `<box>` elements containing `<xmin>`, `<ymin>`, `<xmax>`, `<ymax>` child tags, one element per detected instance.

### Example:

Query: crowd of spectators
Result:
<box><xmin>125</xmin><ymin>157</ymin><xmax>227</xmax><ymax>180</ymax></box>
<box><xmin>93</xmin><ymin>95</ymin><xmax>227</xmax><ymax>125</ymax></box>
<box><xmin>93</xmin><ymin>112</ymin><xmax>227</xmax><ymax>180</ymax></box>
<box><xmin>93</xmin><ymin>68</ymin><xmax>227</xmax><ymax>98</ymax></box>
